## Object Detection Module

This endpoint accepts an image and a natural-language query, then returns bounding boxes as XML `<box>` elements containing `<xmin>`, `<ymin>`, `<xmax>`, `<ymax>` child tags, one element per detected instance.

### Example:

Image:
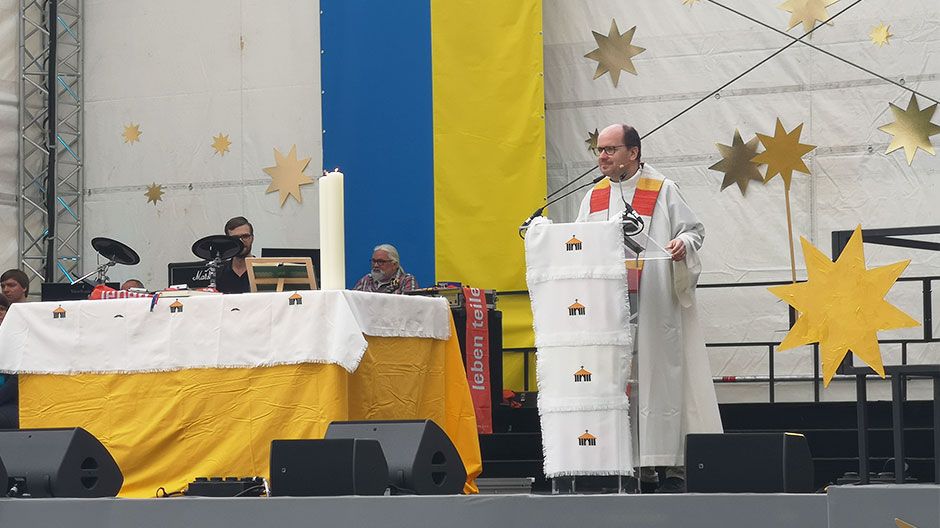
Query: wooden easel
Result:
<box><xmin>245</xmin><ymin>257</ymin><xmax>318</xmax><ymax>292</ymax></box>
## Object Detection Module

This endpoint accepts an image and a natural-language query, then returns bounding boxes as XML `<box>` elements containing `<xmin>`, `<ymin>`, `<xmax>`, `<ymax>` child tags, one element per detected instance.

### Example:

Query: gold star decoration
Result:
<box><xmin>145</xmin><ymin>183</ymin><xmax>164</xmax><ymax>205</ymax></box>
<box><xmin>752</xmin><ymin>118</ymin><xmax>816</xmax><ymax>190</ymax></box>
<box><xmin>262</xmin><ymin>145</ymin><xmax>314</xmax><ymax>206</ymax></box>
<box><xmin>896</xmin><ymin>519</ymin><xmax>917</xmax><ymax>528</ymax></box>
<box><xmin>709</xmin><ymin>129</ymin><xmax>765</xmax><ymax>194</ymax></box>
<box><xmin>585</xmin><ymin>128</ymin><xmax>599</xmax><ymax>155</ymax></box>
<box><xmin>768</xmin><ymin>226</ymin><xmax>919</xmax><ymax>386</ymax></box>
<box><xmin>878</xmin><ymin>94</ymin><xmax>940</xmax><ymax>165</ymax></box>
<box><xmin>869</xmin><ymin>23</ymin><xmax>892</xmax><ymax>46</ymax></box>
<box><xmin>584</xmin><ymin>19</ymin><xmax>646</xmax><ymax>88</ymax></box>
<box><xmin>778</xmin><ymin>0</ymin><xmax>838</xmax><ymax>33</ymax></box>
<box><xmin>211</xmin><ymin>133</ymin><xmax>232</xmax><ymax>156</ymax></box>
<box><xmin>123</xmin><ymin>123</ymin><xmax>142</xmax><ymax>144</ymax></box>
<box><xmin>682</xmin><ymin>0</ymin><xmax>699</xmax><ymax>5</ymax></box>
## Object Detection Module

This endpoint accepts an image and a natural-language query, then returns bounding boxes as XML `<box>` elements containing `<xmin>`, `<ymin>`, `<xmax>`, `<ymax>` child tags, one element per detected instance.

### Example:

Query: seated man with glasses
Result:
<box><xmin>216</xmin><ymin>216</ymin><xmax>256</xmax><ymax>294</ymax></box>
<box><xmin>352</xmin><ymin>244</ymin><xmax>418</xmax><ymax>294</ymax></box>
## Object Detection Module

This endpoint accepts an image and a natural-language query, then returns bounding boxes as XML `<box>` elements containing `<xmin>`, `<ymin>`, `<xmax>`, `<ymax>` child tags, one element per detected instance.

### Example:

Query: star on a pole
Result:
<box><xmin>768</xmin><ymin>226</ymin><xmax>920</xmax><ymax>387</ymax></box>
<box><xmin>778</xmin><ymin>0</ymin><xmax>838</xmax><ymax>33</ymax></box>
<box><xmin>878</xmin><ymin>95</ymin><xmax>940</xmax><ymax>165</ymax></box>
<box><xmin>584</xmin><ymin>19</ymin><xmax>646</xmax><ymax>88</ymax></box>
<box><xmin>262</xmin><ymin>145</ymin><xmax>314</xmax><ymax>206</ymax></box>
<box><xmin>869</xmin><ymin>23</ymin><xmax>892</xmax><ymax>46</ymax></box>
<box><xmin>752</xmin><ymin>119</ymin><xmax>816</xmax><ymax>190</ymax></box>
<box><xmin>145</xmin><ymin>183</ymin><xmax>164</xmax><ymax>205</ymax></box>
<box><xmin>585</xmin><ymin>128</ymin><xmax>599</xmax><ymax>155</ymax></box>
<box><xmin>211</xmin><ymin>133</ymin><xmax>232</xmax><ymax>156</ymax></box>
<box><xmin>123</xmin><ymin>123</ymin><xmax>142</xmax><ymax>144</ymax></box>
<box><xmin>709</xmin><ymin>129</ymin><xmax>765</xmax><ymax>194</ymax></box>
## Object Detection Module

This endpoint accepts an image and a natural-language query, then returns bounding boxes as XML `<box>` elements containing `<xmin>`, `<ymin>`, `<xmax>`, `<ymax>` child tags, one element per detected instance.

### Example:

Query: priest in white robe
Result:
<box><xmin>575</xmin><ymin>123</ymin><xmax>722</xmax><ymax>493</ymax></box>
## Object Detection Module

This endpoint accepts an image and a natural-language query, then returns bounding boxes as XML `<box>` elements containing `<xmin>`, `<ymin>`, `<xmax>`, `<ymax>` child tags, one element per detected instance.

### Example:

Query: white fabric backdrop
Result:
<box><xmin>83</xmin><ymin>0</ymin><xmax>322</xmax><ymax>289</ymax></box>
<box><xmin>543</xmin><ymin>0</ymin><xmax>940</xmax><ymax>401</ymax></box>
<box><xmin>3</xmin><ymin>1</ymin><xmax>939</xmax><ymax>401</ymax></box>
<box><xmin>0</xmin><ymin>0</ymin><xmax>18</xmax><ymax>272</ymax></box>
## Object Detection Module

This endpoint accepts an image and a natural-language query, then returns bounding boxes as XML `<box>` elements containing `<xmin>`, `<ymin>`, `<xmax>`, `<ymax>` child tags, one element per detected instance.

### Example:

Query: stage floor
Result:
<box><xmin>0</xmin><ymin>485</ymin><xmax>935</xmax><ymax>528</ymax></box>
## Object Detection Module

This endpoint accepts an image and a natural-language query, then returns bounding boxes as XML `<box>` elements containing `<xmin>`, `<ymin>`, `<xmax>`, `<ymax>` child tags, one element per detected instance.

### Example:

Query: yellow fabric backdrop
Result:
<box><xmin>499</xmin><ymin>292</ymin><xmax>537</xmax><ymax>391</ymax></box>
<box><xmin>430</xmin><ymin>0</ymin><xmax>544</xmax><ymax>392</ymax></box>
<box><xmin>20</xmin><ymin>325</ymin><xmax>481</xmax><ymax>497</ymax></box>
<box><xmin>431</xmin><ymin>0</ymin><xmax>545</xmax><ymax>288</ymax></box>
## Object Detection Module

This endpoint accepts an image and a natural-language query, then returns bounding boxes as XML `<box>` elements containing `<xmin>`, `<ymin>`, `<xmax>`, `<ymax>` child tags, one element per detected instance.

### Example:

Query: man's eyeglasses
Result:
<box><xmin>371</xmin><ymin>259</ymin><xmax>394</xmax><ymax>265</ymax></box>
<box><xmin>233</xmin><ymin>234</ymin><xmax>253</xmax><ymax>240</ymax></box>
<box><xmin>597</xmin><ymin>145</ymin><xmax>637</xmax><ymax>156</ymax></box>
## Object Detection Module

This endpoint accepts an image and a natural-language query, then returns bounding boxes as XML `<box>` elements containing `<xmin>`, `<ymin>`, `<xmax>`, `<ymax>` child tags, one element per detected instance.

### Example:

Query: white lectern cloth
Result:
<box><xmin>525</xmin><ymin>220</ymin><xmax>633</xmax><ymax>477</ymax></box>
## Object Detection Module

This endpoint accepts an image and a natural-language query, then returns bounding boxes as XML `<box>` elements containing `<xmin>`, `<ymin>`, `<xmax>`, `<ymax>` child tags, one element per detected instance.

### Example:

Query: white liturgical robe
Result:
<box><xmin>576</xmin><ymin>163</ymin><xmax>723</xmax><ymax>467</ymax></box>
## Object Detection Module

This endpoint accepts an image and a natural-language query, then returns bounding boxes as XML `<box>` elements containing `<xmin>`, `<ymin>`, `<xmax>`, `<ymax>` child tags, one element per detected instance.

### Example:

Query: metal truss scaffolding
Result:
<box><xmin>18</xmin><ymin>0</ymin><xmax>83</xmax><ymax>292</ymax></box>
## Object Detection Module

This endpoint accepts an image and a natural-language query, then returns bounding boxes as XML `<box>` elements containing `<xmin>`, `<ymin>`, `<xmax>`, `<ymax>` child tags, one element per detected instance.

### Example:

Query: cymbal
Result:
<box><xmin>91</xmin><ymin>237</ymin><xmax>141</xmax><ymax>266</ymax></box>
<box><xmin>192</xmin><ymin>235</ymin><xmax>244</xmax><ymax>261</ymax></box>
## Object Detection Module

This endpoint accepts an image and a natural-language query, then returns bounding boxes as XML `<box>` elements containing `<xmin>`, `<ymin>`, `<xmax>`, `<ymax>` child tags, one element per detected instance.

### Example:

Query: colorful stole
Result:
<box><xmin>588</xmin><ymin>171</ymin><xmax>664</xmax><ymax>292</ymax></box>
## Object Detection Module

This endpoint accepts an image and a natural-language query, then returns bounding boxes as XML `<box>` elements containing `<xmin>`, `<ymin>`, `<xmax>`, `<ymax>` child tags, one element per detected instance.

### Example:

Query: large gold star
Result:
<box><xmin>262</xmin><ymin>145</ymin><xmax>314</xmax><ymax>206</ymax></box>
<box><xmin>584</xmin><ymin>19</ymin><xmax>646</xmax><ymax>88</ymax></box>
<box><xmin>778</xmin><ymin>0</ymin><xmax>838</xmax><ymax>33</ymax></box>
<box><xmin>878</xmin><ymin>95</ymin><xmax>940</xmax><ymax>166</ymax></box>
<box><xmin>123</xmin><ymin>123</ymin><xmax>142</xmax><ymax>144</ymax></box>
<box><xmin>211</xmin><ymin>133</ymin><xmax>232</xmax><ymax>156</ymax></box>
<box><xmin>752</xmin><ymin>119</ymin><xmax>816</xmax><ymax>190</ymax></box>
<box><xmin>145</xmin><ymin>183</ymin><xmax>164</xmax><ymax>205</ymax></box>
<box><xmin>585</xmin><ymin>128</ymin><xmax>599</xmax><ymax>156</ymax></box>
<box><xmin>709</xmin><ymin>129</ymin><xmax>765</xmax><ymax>194</ymax></box>
<box><xmin>869</xmin><ymin>23</ymin><xmax>892</xmax><ymax>46</ymax></box>
<box><xmin>768</xmin><ymin>226</ymin><xmax>920</xmax><ymax>386</ymax></box>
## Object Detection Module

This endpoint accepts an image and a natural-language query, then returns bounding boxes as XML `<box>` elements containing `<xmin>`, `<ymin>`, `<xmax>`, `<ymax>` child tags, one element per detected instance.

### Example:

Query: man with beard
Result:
<box><xmin>216</xmin><ymin>216</ymin><xmax>255</xmax><ymax>294</ymax></box>
<box><xmin>352</xmin><ymin>244</ymin><xmax>418</xmax><ymax>294</ymax></box>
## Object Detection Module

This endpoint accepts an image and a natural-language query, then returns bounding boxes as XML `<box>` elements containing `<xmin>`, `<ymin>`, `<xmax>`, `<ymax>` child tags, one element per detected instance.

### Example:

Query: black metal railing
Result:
<box><xmin>498</xmin><ymin>275</ymin><xmax>939</xmax><ymax>402</ymax></box>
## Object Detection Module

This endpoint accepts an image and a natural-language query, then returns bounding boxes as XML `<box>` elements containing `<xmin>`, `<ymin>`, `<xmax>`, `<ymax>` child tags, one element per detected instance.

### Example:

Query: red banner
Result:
<box><xmin>463</xmin><ymin>286</ymin><xmax>492</xmax><ymax>434</ymax></box>
<box><xmin>89</xmin><ymin>284</ymin><xmax>153</xmax><ymax>300</ymax></box>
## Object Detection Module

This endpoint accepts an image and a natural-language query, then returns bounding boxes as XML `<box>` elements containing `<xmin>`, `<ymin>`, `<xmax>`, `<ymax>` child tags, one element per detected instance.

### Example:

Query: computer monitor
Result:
<box><xmin>41</xmin><ymin>281</ymin><xmax>120</xmax><ymax>302</ymax></box>
<box><xmin>260</xmin><ymin>248</ymin><xmax>321</xmax><ymax>288</ymax></box>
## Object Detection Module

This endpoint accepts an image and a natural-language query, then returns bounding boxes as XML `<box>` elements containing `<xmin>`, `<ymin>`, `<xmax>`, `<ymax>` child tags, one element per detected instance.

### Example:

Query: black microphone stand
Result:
<box><xmin>519</xmin><ymin>172</ymin><xmax>607</xmax><ymax>238</ymax></box>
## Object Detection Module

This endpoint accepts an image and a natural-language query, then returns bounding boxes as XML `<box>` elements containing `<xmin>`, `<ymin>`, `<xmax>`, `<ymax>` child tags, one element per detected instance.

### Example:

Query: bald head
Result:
<box><xmin>599</xmin><ymin>124</ymin><xmax>624</xmax><ymax>139</ymax></box>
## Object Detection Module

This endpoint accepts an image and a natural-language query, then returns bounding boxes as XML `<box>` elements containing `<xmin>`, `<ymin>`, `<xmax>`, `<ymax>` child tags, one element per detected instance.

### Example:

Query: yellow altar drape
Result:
<box><xmin>19</xmin><ymin>321</ymin><xmax>481</xmax><ymax>497</ymax></box>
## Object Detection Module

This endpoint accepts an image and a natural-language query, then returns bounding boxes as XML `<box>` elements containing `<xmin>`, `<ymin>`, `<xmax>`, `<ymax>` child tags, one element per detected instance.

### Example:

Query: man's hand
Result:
<box><xmin>666</xmin><ymin>238</ymin><xmax>686</xmax><ymax>261</ymax></box>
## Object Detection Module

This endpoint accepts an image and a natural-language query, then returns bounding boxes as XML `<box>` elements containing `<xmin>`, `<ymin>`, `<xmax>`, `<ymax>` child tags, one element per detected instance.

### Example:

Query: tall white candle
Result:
<box><xmin>318</xmin><ymin>169</ymin><xmax>345</xmax><ymax>290</ymax></box>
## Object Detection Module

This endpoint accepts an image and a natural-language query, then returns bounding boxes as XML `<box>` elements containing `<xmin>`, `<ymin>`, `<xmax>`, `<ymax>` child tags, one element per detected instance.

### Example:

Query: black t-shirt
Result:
<box><xmin>216</xmin><ymin>259</ymin><xmax>251</xmax><ymax>294</ymax></box>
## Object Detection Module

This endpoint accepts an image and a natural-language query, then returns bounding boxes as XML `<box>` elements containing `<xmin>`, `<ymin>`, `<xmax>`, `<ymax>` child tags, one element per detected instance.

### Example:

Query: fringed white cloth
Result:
<box><xmin>0</xmin><ymin>290</ymin><xmax>451</xmax><ymax>375</ymax></box>
<box><xmin>525</xmin><ymin>220</ymin><xmax>633</xmax><ymax>478</ymax></box>
<box><xmin>341</xmin><ymin>290</ymin><xmax>451</xmax><ymax>339</ymax></box>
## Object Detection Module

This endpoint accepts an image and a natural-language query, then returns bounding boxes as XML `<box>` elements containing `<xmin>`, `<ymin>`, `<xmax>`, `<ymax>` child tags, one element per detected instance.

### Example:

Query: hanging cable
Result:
<box><xmin>706</xmin><ymin>0</ymin><xmax>938</xmax><ymax>105</ymax></box>
<box><xmin>641</xmin><ymin>0</ymin><xmax>865</xmax><ymax>141</ymax></box>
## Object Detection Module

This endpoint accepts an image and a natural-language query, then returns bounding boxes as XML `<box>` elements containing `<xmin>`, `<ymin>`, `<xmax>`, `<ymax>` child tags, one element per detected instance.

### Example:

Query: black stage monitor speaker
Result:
<box><xmin>167</xmin><ymin>261</ymin><xmax>212</xmax><ymax>289</ymax></box>
<box><xmin>326</xmin><ymin>419</ymin><xmax>466</xmax><ymax>495</ymax></box>
<box><xmin>686</xmin><ymin>432</ymin><xmax>814</xmax><ymax>493</ymax></box>
<box><xmin>0</xmin><ymin>427</ymin><xmax>124</xmax><ymax>498</ymax></box>
<box><xmin>269</xmin><ymin>438</ymin><xmax>388</xmax><ymax>496</ymax></box>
